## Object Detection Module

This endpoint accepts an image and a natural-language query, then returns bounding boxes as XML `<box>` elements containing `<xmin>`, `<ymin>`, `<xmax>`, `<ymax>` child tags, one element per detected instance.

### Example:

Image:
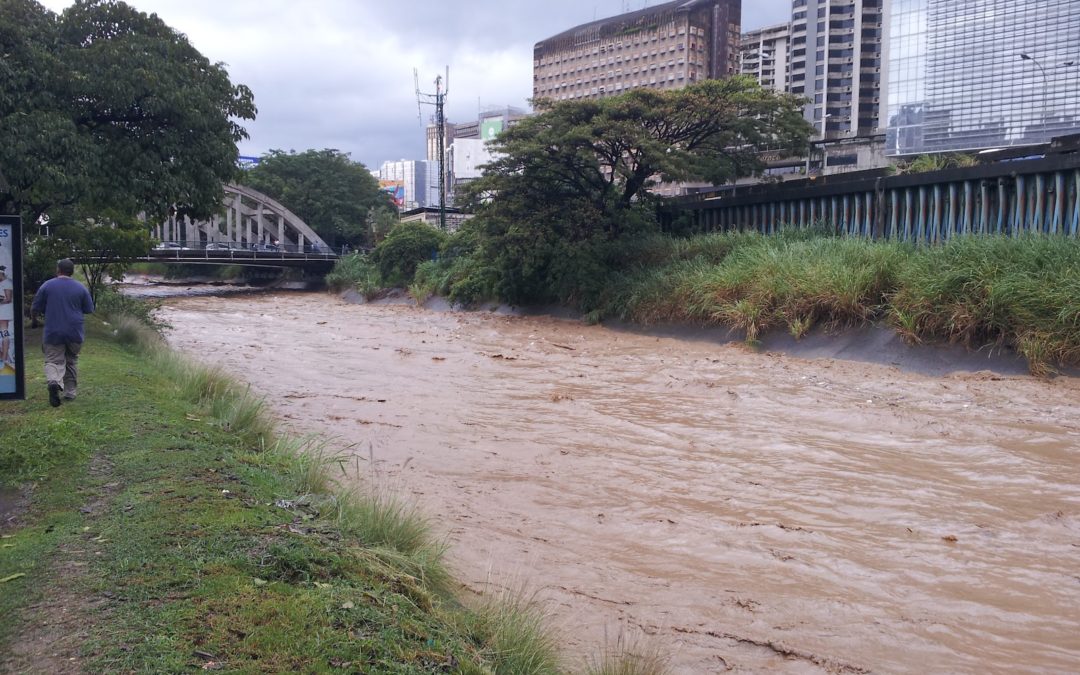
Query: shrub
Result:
<box><xmin>371</xmin><ymin>222</ymin><xmax>446</xmax><ymax>287</ymax></box>
<box><xmin>95</xmin><ymin>286</ymin><xmax>169</xmax><ymax>332</ymax></box>
<box><xmin>325</xmin><ymin>253</ymin><xmax>382</xmax><ymax>298</ymax></box>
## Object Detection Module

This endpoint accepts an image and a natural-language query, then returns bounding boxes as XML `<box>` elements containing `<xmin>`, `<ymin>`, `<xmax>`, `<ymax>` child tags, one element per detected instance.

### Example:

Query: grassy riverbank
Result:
<box><xmin>0</xmin><ymin>317</ymin><xmax>569</xmax><ymax>672</ymax></box>
<box><xmin>331</xmin><ymin>230</ymin><xmax>1080</xmax><ymax>375</ymax></box>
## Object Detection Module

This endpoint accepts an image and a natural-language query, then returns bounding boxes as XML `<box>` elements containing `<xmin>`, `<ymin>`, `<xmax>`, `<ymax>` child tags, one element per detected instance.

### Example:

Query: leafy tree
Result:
<box><xmin>455</xmin><ymin>77</ymin><xmax>813</xmax><ymax>305</ymax></box>
<box><xmin>367</xmin><ymin>207</ymin><xmax>399</xmax><ymax>246</ymax></box>
<box><xmin>47</xmin><ymin>209</ymin><xmax>153</xmax><ymax>303</ymax></box>
<box><xmin>372</xmin><ymin>222</ymin><xmax>446</xmax><ymax>287</ymax></box>
<box><xmin>0</xmin><ymin>0</ymin><xmax>256</xmax><ymax>223</ymax></box>
<box><xmin>242</xmin><ymin>149</ymin><xmax>394</xmax><ymax>249</ymax></box>
<box><xmin>465</xmin><ymin>77</ymin><xmax>813</xmax><ymax>238</ymax></box>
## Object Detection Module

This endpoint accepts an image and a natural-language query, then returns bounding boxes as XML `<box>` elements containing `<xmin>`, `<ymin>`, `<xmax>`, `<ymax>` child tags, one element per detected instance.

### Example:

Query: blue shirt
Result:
<box><xmin>31</xmin><ymin>276</ymin><xmax>95</xmax><ymax>345</ymax></box>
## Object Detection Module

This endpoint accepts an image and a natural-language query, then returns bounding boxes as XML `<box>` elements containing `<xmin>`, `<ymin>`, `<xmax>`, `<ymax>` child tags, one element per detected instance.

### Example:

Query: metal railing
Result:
<box><xmin>149</xmin><ymin>241</ymin><xmax>346</xmax><ymax>260</ymax></box>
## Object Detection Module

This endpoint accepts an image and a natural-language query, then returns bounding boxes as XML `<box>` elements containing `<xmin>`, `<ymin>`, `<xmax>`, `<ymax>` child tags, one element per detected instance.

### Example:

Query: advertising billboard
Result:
<box><xmin>480</xmin><ymin>118</ymin><xmax>504</xmax><ymax>141</ymax></box>
<box><xmin>0</xmin><ymin>215</ymin><xmax>24</xmax><ymax>400</ymax></box>
<box><xmin>379</xmin><ymin>180</ymin><xmax>405</xmax><ymax>207</ymax></box>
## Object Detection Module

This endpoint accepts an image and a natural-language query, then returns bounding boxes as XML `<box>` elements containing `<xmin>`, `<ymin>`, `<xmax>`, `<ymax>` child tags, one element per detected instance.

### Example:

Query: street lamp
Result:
<box><xmin>1020</xmin><ymin>53</ymin><xmax>1049</xmax><ymax>127</ymax></box>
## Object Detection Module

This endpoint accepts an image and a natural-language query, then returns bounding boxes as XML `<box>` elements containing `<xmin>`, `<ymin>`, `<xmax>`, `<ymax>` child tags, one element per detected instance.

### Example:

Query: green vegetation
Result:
<box><xmin>3</xmin><ymin>0</ymin><xmax>255</xmax><ymax>297</ymax></box>
<box><xmin>0</xmin><ymin>312</ymin><xmax>564</xmax><ymax>673</ymax></box>
<box><xmin>0</xmin><ymin>0</ymin><xmax>253</xmax><ymax>223</ymax></box>
<box><xmin>897</xmin><ymin>153</ymin><xmax>979</xmax><ymax>174</ymax></box>
<box><xmin>371</xmin><ymin>222</ymin><xmax>448</xmax><ymax>287</ymax></box>
<box><xmin>888</xmin><ymin>236</ymin><xmax>1080</xmax><ymax>376</ymax></box>
<box><xmin>453</xmin><ymin>79</ymin><xmax>811</xmax><ymax>307</ymax></box>
<box><xmin>325</xmin><ymin>252</ymin><xmax>383</xmax><ymax>298</ymax></box>
<box><xmin>325</xmin><ymin>222</ymin><xmax>448</xmax><ymax>299</ymax></box>
<box><xmin>242</xmin><ymin>149</ymin><xmax>397</xmax><ymax>249</ymax></box>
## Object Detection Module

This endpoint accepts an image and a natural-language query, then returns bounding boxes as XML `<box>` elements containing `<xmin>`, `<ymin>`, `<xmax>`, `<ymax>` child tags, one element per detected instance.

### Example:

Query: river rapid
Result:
<box><xmin>159</xmin><ymin>291</ymin><xmax>1080</xmax><ymax>674</ymax></box>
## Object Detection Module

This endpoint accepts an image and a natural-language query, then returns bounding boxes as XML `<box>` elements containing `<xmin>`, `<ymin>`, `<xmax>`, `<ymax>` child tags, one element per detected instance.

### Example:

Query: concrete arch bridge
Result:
<box><xmin>155</xmin><ymin>184</ymin><xmax>333</xmax><ymax>253</ymax></box>
<box><xmin>145</xmin><ymin>184</ymin><xmax>341</xmax><ymax>272</ymax></box>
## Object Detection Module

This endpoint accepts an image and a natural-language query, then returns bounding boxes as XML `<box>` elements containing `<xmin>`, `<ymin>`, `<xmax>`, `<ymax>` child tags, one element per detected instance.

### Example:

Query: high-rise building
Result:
<box><xmin>532</xmin><ymin>0</ymin><xmax>740</xmax><ymax>102</ymax></box>
<box><xmin>426</xmin><ymin>122</ymin><xmax>455</xmax><ymax>163</ymax></box>
<box><xmin>789</xmin><ymin>0</ymin><xmax>884</xmax><ymax>141</ymax></box>
<box><xmin>377</xmin><ymin>160</ymin><xmax>438</xmax><ymax>210</ymax></box>
<box><xmin>740</xmin><ymin>22</ymin><xmax>791</xmax><ymax>93</ymax></box>
<box><xmin>884</xmin><ymin>0</ymin><xmax>1080</xmax><ymax>156</ymax></box>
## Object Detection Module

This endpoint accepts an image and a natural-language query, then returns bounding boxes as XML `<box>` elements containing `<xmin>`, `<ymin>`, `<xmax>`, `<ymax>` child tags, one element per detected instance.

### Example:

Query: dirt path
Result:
<box><xmin>161</xmin><ymin>292</ymin><xmax>1080</xmax><ymax>674</ymax></box>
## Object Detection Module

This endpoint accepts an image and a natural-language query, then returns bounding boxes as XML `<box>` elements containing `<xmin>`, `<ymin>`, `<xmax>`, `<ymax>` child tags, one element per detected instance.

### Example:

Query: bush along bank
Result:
<box><xmin>0</xmin><ymin>310</ymin><xmax>578</xmax><ymax>673</ymax></box>
<box><xmin>328</xmin><ymin>225</ymin><xmax>1080</xmax><ymax>376</ymax></box>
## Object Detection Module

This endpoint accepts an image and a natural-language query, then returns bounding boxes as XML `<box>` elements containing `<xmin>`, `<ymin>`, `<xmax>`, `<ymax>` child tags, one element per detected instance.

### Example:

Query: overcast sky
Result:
<box><xmin>39</xmin><ymin>0</ymin><xmax>791</xmax><ymax>169</ymax></box>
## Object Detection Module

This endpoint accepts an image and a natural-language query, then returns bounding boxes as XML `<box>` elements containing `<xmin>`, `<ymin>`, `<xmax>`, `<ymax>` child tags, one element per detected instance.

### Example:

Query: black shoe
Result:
<box><xmin>48</xmin><ymin>383</ymin><xmax>62</xmax><ymax>407</ymax></box>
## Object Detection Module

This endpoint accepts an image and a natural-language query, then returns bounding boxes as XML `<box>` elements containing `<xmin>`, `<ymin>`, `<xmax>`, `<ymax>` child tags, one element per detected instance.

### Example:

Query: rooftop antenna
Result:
<box><xmin>415</xmin><ymin>66</ymin><xmax>450</xmax><ymax>231</ymax></box>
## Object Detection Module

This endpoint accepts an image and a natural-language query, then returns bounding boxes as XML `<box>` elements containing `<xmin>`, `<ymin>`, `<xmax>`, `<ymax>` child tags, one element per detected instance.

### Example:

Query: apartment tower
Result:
<box><xmin>740</xmin><ymin>22</ymin><xmax>791</xmax><ymax>94</ymax></box>
<box><xmin>533</xmin><ymin>0</ymin><xmax>741</xmax><ymax>102</ymax></box>
<box><xmin>789</xmin><ymin>0</ymin><xmax>884</xmax><ymax>141</ymax></box>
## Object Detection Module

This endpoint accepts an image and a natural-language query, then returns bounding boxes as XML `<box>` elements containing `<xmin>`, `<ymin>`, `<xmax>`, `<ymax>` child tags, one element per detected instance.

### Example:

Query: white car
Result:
<box><xmin>153</xmin><ymin>241</ymin><xmax>189</xmax><ymax>251</ymax></box>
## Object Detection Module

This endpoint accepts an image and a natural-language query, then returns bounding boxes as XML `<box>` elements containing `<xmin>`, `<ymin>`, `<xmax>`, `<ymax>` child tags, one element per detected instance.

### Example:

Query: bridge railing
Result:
<box><xmin>663</xmin><ymin>152</ymin><xmax>1080</xmax><ymax>242</ymax></box>
<box><xmin>150</xmin><ymin>241</ymin><xmax>347</xmax><ymax>257</ymax></box>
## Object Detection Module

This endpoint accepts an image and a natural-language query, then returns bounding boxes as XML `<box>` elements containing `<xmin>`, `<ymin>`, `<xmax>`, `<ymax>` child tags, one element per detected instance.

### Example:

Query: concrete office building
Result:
<box><xmin>884</xmin><ymin>0</ymin><xmax>1080</xmax><ymax>156</ymax></box>
<box><xmin>533</xmin><ymin>0</ymin><xmax>740</xmax><ymax>102</ymax></box>
<box><xmin>789</xmin><ymin>0</ymin><xmax>884</xmax><ymax>141</ymax></box>
<box><xmin>740</xmin><ymin>22</ymin><xmax>791</xmax><ymax>93</ymax></box>
<box><xmin>425</xmin><ymin>106</ymin><xmax>526</xmax><ymax>206</ymax></box>
<box><xmin>447</xmin><ymin>138</ymin><xmax>498</xmax><ymax>206</ymax></box>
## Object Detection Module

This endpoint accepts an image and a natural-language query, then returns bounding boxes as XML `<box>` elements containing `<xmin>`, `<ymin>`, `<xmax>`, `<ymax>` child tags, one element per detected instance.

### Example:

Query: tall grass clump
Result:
<box><xmin>109</xmin><ymin>314</ymin><xmax>163</xmax><ymax>354</ymax></box>
<box><xmin>325</xmin><ymin>252</ymin><xmax>382</xmax><ymax>297</ymax></box>
<box><xmin>585</xmin><ymin>630</ymin><xmax>670</xmax><ymax>675</ymax></box>
<box><xmin>602</xmin><ymin>231</ymin><xmax>907</xmax><ymax>342</ymax></box>
<box><xmin>891</xmin><ymin>235</ymin><xmax>1080</xmax><ymax>374</ymax></box>
<box><xmin>208</xmin><ymin>385</ymin><xmax>276</xmax><ymax>446</ymax></box>
<box><xmin>338</xmin><ymin>488</ymin><xmax>451</xmax><ymax>593</ymax></box>
<box><xmin>458</xmin><ymin>588</ymin><xmax>561</xmax><ymax>675</ymax></box>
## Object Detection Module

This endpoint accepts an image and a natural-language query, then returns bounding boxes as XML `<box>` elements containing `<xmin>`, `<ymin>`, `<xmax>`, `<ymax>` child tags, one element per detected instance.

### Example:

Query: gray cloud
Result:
<box><xmin>39</xmin><ymin>1</ymin><xmax>792</xmax><ymax>169</ymax></box>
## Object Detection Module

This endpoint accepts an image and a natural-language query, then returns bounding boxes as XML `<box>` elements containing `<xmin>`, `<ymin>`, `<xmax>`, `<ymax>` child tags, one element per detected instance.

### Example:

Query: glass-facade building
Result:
<box><xmin>885</xmin><ymin>0</ymin><xmax>1080</xmax><ymax>156</ymax></box>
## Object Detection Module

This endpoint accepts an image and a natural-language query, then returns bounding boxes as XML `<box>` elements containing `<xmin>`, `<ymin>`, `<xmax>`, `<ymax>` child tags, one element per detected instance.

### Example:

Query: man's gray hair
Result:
<box><xmin>57</xmin><ymin>258</ymin><xmax>76</xmax><ymax>276</ymax></box>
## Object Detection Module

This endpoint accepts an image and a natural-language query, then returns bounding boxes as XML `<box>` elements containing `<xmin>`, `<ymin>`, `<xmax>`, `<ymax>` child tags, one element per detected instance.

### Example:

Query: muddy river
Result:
<box><xmin>159</xmin><ymin>292</ymin><xmax>1080</xmax><ymax>674</ymax></box>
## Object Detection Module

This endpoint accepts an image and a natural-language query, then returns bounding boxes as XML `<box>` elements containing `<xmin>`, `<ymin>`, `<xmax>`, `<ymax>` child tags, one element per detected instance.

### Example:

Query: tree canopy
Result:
<box><xmin>464</xmin><ymin>77</ymin><xmax>813</xmax><ymax>239</ymax></box>
<box><xmin>241</xmin><ymin>149</ymin><xmax>394</xmax><ymax>249</ymax></box>
<box><xmin>449</xmin><ymin>78</ymin><xmax>814</xmax><ymax>305</ymax></box>
<box><xmin>0</xmin><ymin>0</ymin><xmax>256</xmax><ymax>223</ymax></box>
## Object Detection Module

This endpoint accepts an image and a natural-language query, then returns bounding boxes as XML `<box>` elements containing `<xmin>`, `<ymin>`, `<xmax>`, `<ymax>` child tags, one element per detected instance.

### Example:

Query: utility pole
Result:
<box><xmin>416</xmin><ymin>68</ymin><xmax>449</xmax><ymax>231</ymax></box>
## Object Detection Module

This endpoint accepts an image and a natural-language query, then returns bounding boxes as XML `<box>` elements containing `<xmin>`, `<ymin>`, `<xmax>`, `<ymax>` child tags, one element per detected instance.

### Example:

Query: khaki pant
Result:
<box><xmin>43</xmin><ymin>342</ymin><xmax>82</xmax><ymax>399</ymax></box>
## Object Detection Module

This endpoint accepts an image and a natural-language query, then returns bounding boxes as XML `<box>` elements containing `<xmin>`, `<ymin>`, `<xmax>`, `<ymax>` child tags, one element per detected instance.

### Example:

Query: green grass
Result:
<box><xmin>0</xmin><ymin>314</ymin><xmax>563</xmax><ymax>673</ymax></box>
<box><xmin>585</xmin><ymin>630</ymin><xmax>670</xmax><ymax>675</ymax></box>
<box><xmin>593</xmin><ymin>231</ymin><xmax>1080</xmax><ymax>374</ymax></box>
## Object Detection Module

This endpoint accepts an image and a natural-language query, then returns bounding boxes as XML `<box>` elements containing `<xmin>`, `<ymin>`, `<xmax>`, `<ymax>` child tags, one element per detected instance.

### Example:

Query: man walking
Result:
<box><xmin>31</xmin><ymin>259</ymin><xmax>94</xmax><ymax>407</ymax></box>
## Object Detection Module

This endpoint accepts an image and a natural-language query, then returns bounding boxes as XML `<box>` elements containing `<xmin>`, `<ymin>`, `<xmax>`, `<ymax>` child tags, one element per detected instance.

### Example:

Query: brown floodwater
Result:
<box><xmin>160</xmin><ymin>292</ymin><xmax>1080</xmax><ymax>674</ymax></box>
